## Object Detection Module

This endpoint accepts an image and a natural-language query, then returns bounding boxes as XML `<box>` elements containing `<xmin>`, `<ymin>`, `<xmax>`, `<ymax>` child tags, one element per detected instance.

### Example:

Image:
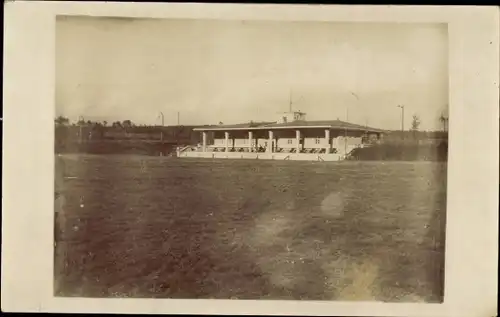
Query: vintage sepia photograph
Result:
<box><xmin>53</xmin><ymin>16</ymin><xmax>450</xmax><ymax>302</ymax></box>
<box><xmin>3</xmin><ymin>2</ymin><xmax>499</xmax><ymax>315</ymax></box>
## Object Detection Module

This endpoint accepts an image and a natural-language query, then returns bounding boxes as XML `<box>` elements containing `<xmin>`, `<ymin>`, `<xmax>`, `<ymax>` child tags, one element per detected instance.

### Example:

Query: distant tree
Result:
<box><xmin>54</xmin><ymin>116</ymin><xmax>69</xmax><ymax>126</ymax></box>
<box><xmin>411</xmin><ymin>114</ymin><xmax>421</xmax><ymax>141</ymax></box>
<box><xmin>103</xmin><ymin>120</ymin><xmax>108</xmax><ymax>127</ymax></box>
<box><xmin>411</xmin><ymin>114</ymin><xmax>421</xmax><ymax>131</ymax></box>
<box><xmin>112</xmin><ymin>121</ymin><xmax>122</xmax><ymax>128</ymax></box>
<box><xmin>122</xmin><ymin>120</ymin><xmax>133</xmax><ymax>128</ymax></box>
<box><xmin>92</xmin><ymin>122</ymin><xmax>105</xmax><ymax>139</ymax></box>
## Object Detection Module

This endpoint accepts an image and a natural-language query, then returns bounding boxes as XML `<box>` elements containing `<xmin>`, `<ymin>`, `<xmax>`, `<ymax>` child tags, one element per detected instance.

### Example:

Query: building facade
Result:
<box><xmin>178</xmin><ymin>111</ymin><xmax>385</xmax><ymax>161</ymax></box>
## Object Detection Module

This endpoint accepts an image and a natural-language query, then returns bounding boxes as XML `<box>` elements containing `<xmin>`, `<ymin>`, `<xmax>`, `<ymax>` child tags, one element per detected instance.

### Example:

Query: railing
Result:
<box><xmin>176</xmin><ymin>145</ymin><xmax>198</xmax><ymax>156</ymax></box>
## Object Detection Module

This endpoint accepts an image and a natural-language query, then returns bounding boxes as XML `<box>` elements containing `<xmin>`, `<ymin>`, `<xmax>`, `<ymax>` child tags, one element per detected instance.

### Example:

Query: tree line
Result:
<box><xmin>54</xmin><ymin>116</ymin><xmax>202</xmax><ymax>145</ymax></box>
<box><xmin>54</xmin><ymin>112</ymin><xmax>449</xmax><ymax>144</ymax></box>
<box><xmin>55</xmin><ymin>116</ymin><xmax>141</xmax><ymax>129</ymax></box>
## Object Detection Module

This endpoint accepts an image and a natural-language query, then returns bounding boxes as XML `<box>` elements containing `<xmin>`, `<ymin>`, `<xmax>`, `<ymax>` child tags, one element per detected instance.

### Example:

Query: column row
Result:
<box><xmin>201</xmin><ymin>129</ymin><xmax>332</xmax><ymax>153</ymax></box>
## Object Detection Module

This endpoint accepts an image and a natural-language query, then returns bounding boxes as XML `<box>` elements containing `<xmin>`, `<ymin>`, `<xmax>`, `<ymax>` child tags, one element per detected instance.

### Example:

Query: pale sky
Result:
<box><xmin>56</xmin><ymin>17</ymin><xmax>448</xmax><ymax>131</ymax></box>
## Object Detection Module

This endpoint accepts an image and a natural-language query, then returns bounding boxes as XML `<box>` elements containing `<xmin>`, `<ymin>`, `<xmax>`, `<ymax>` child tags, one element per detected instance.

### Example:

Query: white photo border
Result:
<box><xmin>2</xmin><ymin>3</ymin><xmax>498</xmax><ymax>317</ymax></box>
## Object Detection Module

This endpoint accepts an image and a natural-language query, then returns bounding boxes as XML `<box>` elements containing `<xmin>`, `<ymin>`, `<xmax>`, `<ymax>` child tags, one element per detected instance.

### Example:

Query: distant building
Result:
<box><xmin>178</xmin><ymin>111</ymin><xmax>385</xmax><ymax>161</ymax></box>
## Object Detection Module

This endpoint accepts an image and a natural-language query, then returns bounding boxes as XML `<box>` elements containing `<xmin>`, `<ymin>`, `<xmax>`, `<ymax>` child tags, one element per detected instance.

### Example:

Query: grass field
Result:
<box><xmin>54</xmin><ymin>155</ymin><xmax>447</xmax><ymax>302</ymax></box>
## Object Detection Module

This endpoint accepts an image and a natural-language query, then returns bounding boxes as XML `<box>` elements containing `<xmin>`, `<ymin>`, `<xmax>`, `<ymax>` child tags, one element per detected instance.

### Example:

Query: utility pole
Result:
<box><xmin>397</xmin><ymin>105</ymin><xmax>405</xmax><ymax>140</ymax></box>
<box><xmin>158</xmin><ymin>112</ymin><xmax>164</xmax><ymax>141</ymax></box>
<box><xmin>344</xmin><ymin>105</ymin><xmax>349</xmax><ymax>157</ymax></box>
<box><xmin>176</xmin><ymin>111</ymin><xmax>180</xmax><ymax>146</ymax></box>
<box><xmin>289</xmin><ymin>90</ymin><xmax>292</xmax><ymax>112</ymax></box>
<box><xmin>363</xmin><ymin>118</ymin><xmax>369</xmax><ymax>145</ymax></box>
<box><xmin>345</xmin><ymin>91</ymin><xmax>359</xmax><ymax>155</ymax></box>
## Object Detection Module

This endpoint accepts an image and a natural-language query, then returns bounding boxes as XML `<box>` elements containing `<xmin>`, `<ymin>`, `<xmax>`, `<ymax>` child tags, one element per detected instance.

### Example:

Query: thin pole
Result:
<box><xmin>289</xmin><ymin>90</ymin><xmax>292</xmax><ymax>112</ymax></box>
<box><xmin>402</xmin><ymin>106</ymin><xmax>405</xmax><ymax>133</ymax></box>
<box><xmin>364</xmin><ymin>118</ymin><xmax>368</xmax><ymax>145</ymax></box>
<box><xmin>344</xmin><ymin>105</ymin><xmax>349</xmax><ymax>157</ymax></box>
<box><xmin>78</xmin><ymin>115</ymin><xmax>84</xmax><ymax>144</ymax></box>
<box><xmin>176</xmin><ymin>112</ymin><xmax>180</xmax><ymax>146</ymax></box>
<box><xmin>159</xmin><ymin>112</ymin><xmax>164</xmax><ymax>141</ymax></box>
<box><xmin>346</xmin><ymin>91</ymin><xmax>359</xmax><ymax>155</ymax></box>
<box><xmin>398</xmin><ymin>105</ymin><xmax>405</xmax><ymax>140</ymax></box>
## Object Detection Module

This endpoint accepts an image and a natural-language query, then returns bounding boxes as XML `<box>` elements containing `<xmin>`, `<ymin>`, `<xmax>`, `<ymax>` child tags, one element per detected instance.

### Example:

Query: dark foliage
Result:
<box><xmin>350</xmin><ymin>142</ymin><xmax>448</xmax><ymax>161</ymax></box>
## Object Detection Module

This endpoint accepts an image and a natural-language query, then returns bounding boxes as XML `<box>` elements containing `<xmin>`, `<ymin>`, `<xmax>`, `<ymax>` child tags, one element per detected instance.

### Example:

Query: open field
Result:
<box><xmin>54</xmin><ymin>155</ymin><xmax>447</xmax><ymax>302</ymax></box>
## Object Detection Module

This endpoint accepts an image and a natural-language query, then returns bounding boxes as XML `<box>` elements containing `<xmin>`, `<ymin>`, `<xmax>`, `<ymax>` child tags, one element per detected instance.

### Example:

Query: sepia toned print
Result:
<box><xmin>54</xmin><ymin>16</ymin><xmax>448</xmax><ymax>302</ymax></box>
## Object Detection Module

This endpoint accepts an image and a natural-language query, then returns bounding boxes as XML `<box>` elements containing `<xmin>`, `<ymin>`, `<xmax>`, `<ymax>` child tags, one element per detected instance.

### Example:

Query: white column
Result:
<box><xmin>295</xmin><ymin>130</ymin><xmax>300</xmax><ymax>153</ymax></box>
<box><xmin>202</xmin><ymin>131</ymin><xmax>207</xmax><ymax>152</ymax></box>
<box><xmin>324</xmin><ymin>129</ymin><xmax>330</xmax><ymax>153</ymax></box>
<box><xmin>225</xmin><ymin>131</ymin><xmax>229</xmax><ymax>152</ymax></box>
<box><xmin>248</xmin><ymin>131</ymin><xmax>253</xmax><ymax>152</ymax></box>
<box><xmin>267</xmin><ymin>130</ymin><xmax>274</xmax><ymax>153</ymax></box>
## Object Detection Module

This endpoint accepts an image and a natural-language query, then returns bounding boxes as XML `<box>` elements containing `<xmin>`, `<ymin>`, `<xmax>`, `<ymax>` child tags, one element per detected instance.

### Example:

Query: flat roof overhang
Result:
<box><xmin>193</xmin><ymin>125</ymin><xmax>386</xmax><ymax>133</ymax></box>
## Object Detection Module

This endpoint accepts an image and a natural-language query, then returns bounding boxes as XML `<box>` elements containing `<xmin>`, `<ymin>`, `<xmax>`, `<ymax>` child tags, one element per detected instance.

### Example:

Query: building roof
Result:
<box><xmin>193</xmin><ymin>120</ymin><xmax>386</xmax><ymax>133</ymax></box>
